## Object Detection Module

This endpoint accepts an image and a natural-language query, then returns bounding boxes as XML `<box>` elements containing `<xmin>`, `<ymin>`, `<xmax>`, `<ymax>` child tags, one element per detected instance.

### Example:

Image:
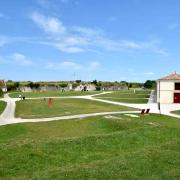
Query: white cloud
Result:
<box><xmin>28</xmin><ymin>12</ymin><xmax>168</xmax><ymax>56</ymax></box>
<box><xmin>144</xmin><ymin>72</ymin><xmax>155</xmax><ymax>76</ymax></box>
<box><xmin>12</xmin><ymin>53</ymin><xmax>32</xmax><ymax>66</ymax></box>
<box><xmin>47</xmin><ymin>61</ymin><xmax>83</xmax><ymax>70</ymax></box>
<box><xmin>30</xmin><ymin>12</ymin><xmax>66</xmax><ymax>34</ymax></box>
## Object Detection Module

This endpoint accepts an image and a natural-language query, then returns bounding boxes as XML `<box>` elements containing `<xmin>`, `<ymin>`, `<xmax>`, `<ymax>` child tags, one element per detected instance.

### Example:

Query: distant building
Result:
<box><xmin>74</xmin><ymin>84</ymin><xmax>96</xmax><ymax>91</ymax></box>
<box><xmin>157</xmin><ymin>72</ymin><xmax>180</xmax><ymax>104</ymax></box>
<box><xmin>102</xmin><ymin>85</ymin><xmax>127</xmax><ymax>91</ymax></box>
<box><xmin>0</xmin><ymin>80</ymin><xmax>7</xmax><ymax>92</ymax></box>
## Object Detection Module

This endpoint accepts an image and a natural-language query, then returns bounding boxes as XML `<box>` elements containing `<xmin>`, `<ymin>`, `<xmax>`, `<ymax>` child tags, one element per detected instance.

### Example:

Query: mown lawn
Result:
<box><xmin>94</xmin><ymin>90</ymin><xmax>151</xmax><ymax>104</ymax></box>
<box><xmin>9</xmin><ymin>91</ymin><xmax>100</xmax><ymax>98</ymax></box>
<box><xmin>171</xmin><ymin>110</ymin><xmax>180</xmax><ymax>115</ymax></box>
<box><xmin>0</xmin><ymin>114</ymin><xmax>179</xmax><ymax>179</ymax></box>
<box><xmin>15</xmin><ymin>98</ymin><xmax>136</xmax><ymax>118</ymax></box>
<box><xmin>0</xmin><ymin>101</ymin><xmax>6</xmax><ymax>115</ymax></box>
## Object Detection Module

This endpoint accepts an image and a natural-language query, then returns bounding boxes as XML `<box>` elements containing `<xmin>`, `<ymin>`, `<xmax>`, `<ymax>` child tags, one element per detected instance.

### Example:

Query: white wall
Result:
<box><xmin>157</xmin><ymin>81</ymin><xmax>174</xmax><ymax>104</ymax></box>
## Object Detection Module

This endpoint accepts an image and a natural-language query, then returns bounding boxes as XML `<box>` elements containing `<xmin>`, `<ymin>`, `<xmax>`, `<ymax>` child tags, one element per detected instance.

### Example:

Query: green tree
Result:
<box><xmin>144</xmin><ymin>80</ymin><xmax>156</xmax><ymax>89</ymax></box>
<box><xmin>76</xmin><ymin>80</ymin><xmax>81</xmax><ymax>83</ymax></box>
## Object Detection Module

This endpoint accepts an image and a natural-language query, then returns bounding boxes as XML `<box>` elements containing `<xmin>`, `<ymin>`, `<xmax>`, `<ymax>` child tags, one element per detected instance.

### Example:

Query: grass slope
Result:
<box><xmin>0</xmin><ymin>101</ymin><xmax>6</xmax><ymax>115</ymax></box>
<box><xmin>15</xmin><ymin>98</ymin><xmax>136</xmax><ymax>118</ymax></box>
<box><xmin>95</xmin><ymin>90</ymin><xmax>151</xmax><ymax>104</ymax></box>
<box><xmin>171</xmin><ymin>110</ymin><xmax>180</xmax><ymax>115</ymax></box>
<box><xmin>0</xmin><ymin>114</ymin><xmax>179</xmax><ymax>179</ymax></box>
<box><xmin>10</xmin><ymin>91</ymin><xmax>100</xmax><ymax>98</ymax></box>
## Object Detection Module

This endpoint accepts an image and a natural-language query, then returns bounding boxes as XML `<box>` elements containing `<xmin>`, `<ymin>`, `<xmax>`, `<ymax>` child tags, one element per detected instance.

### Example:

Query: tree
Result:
<box><xmin>92</xmin><ymin>80</ymin><xmax>97</xmax><ymax>85</ymax></box>
<box><xmin>144</xmin><ymin>80</ymin><xmax>156</xmax><ymax>89</ymax></box>
<box><xmin>27</xmin><ymin>82</ymin><xmax>40</xmax><ymax>89</ymax></box>
<box><xmin>14</xmin><ymin>82</ymin><xmax>20</xmax><ymax>88</ymax></box>
<box><xmin>76</xmin><ymin>80</ymin><xmax>81</xmax><ymax>83</ymax></box>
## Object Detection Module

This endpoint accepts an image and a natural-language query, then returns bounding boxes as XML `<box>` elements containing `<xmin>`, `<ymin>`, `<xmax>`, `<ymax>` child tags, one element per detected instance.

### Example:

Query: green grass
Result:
<box><xmin>9</xmin><ymin>91</ymin><xmax>100</xmax><ymax>98</ymax></box>
<box><xmin>0</xmin><ymin>101</ymin><xmax>6</xmax><ymax>115</ymax></box>
<box><xmin>95</xmin><ymin>90</ymin><xmax>151</xmax><ymax>103</ymax></box>
<box><xmin>171</xmin><ymin>110</ymin><xmax>180</xmax><ymax>115</ymax></box>
<box><xmin>15</xmin><ymin>98</ymin><xmax>136</xmax><ymax>118</ymax></box>
<box><xmin>96</xmin><ymin>97</ymin><xmax>148</xmax><ymax>103</ymax></box>
<box><xmin>0</xmin><ymin>114</ymin><xmax>179</xmax><ymax>179</ymax></box>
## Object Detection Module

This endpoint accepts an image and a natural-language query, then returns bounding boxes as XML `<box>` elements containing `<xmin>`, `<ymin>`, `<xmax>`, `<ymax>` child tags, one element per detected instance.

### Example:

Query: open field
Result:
<box><xmin>9</xmin><ymin>91</ymin><xmax>100</xmax><ymax>98</ymax></box>
<box><xmin>0</xmin><ymin>101</ymin><xmax>6</xmax><ymax>115</ymax></box>
<box><xmin>0</xmin><ymin>114</ymin><xmax>179</xmax><ymax>179</ymax></box>
<box><xmin>15</xmin><ymin>98</ymin><xmax>136</xmax><ymax>118</ymax></box>
<box><xmin>95</xmin><ymin>90</ymin><xmax>151</xmax><ymax>103</ymax></box>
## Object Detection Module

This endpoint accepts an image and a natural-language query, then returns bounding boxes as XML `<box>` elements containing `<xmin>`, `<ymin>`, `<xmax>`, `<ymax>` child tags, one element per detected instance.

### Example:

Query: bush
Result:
<box><xmin>96</xmin><ymin>86</ymin><xmax>101</xmax><ymax>91</ymax></box>
<box><xmin>72</xmin><ymin>83</ymin><xmax>80</xmax><ymax>89</ymax></box>
<box><xmin>0</xmin><ymin>88</ymin><xmax>3</xmax><ymax>97</ymax></box>
<box><xmin>7</xmin><ymin>82</ymin><xmax>19</xmax><ymax>91</ymax></box>
<box><xmin>27</xmin><ymin>82</ymin><xmax>40</xmax><ymax>89</ymax></box>
<box><xmin>59</xmin><ymin>83</ymin><xmax>68</xmax><ymax>88</ymax></box>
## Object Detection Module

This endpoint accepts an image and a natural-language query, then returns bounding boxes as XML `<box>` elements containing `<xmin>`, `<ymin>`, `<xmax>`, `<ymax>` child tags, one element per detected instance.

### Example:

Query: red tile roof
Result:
<box><xmin>159</xmin><ymin>72</ymin><xmax>180</xmax><ymax>80</ymax></box>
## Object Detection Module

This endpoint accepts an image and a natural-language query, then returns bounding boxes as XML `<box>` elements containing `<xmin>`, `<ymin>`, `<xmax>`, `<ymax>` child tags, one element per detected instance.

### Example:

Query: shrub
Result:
<box><xmin>96</xmin><ymin>86</ymin><xmax>101</xmax><ymax>91</ymax></box>
<box><xmin>0</xmin><ymin>88</ymin><xmax>3</xmax><ymax>97</ymax></box>
<box><xmin>59</xmin><ymin>83</ymin><xmax>68</xmax><ymax>88</ymax></box>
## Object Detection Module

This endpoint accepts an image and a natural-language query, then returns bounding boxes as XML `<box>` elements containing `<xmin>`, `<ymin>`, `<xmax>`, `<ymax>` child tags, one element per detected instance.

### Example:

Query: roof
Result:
<box><xmin>159</xmin><ymin>72</ymin><xmax>180</xmax><ymax>80</ymax></box>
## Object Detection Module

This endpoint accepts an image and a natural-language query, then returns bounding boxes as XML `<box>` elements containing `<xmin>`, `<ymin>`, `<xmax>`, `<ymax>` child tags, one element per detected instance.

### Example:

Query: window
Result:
<box><xmin>175</xmin><ymin>83</ymin><xmax>180</xmax><ymax>90</ymax></box>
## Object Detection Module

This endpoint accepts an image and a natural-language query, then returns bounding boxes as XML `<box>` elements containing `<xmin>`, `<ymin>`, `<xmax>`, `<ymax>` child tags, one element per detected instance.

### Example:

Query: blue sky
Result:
<box><xmin>0</xmin><ymin>0</ymin><xmax>179</xmax><ymax>82</ymax></box>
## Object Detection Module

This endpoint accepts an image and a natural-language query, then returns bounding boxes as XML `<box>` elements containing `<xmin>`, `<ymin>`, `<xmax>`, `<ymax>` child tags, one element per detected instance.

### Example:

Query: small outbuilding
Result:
<box><xmin>157</xmin><ymin>72</ymin><xmax>180</xmax><ymax>104</ymax></box>
<box><xmin>0</xmin><ymin>80</ymin><xmax>7</xmax><ymax>92</ymax></box>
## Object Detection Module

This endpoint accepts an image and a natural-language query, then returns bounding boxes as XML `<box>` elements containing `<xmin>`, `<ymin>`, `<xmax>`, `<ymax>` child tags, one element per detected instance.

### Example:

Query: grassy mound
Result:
<box><xmin>0</xmin><ymin>114</ymin><xmax>179</xmax><ymax>179</ymax></box>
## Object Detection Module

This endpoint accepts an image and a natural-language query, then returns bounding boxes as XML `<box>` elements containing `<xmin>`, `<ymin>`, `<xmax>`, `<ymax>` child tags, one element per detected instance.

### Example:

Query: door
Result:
<box><xmin>174</xmin><ymin>93</ymin><xmax>180</xmax><ymax>103</ymax></box>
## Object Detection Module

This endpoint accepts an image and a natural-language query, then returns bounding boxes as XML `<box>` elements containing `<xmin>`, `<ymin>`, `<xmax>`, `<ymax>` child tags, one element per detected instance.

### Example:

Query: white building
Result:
<box><xmin>74</xmin><ymin>84</ymin><xmax>96</xmax><ymax>91</ymax></box>
<box><xmin>157</xmin><ymin>72</ymin><xmax>180</xmax><ymax>104</ymax></box>
<box><xmin>0</xmin><ymin>80</ymin><xmax>7</xmax><ymax>92</ymax></box>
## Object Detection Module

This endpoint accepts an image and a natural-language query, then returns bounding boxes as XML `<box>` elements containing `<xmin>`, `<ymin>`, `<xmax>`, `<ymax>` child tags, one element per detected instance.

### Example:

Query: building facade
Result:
<box><xmin>157</xmin><ymin>72</ymin><xmax>180</xmax><ymax>104</ymax></box>
<box><xmin>0</xmin><ymin>80</ymin><xmax>7</xmax><ymax>92</ymax></box>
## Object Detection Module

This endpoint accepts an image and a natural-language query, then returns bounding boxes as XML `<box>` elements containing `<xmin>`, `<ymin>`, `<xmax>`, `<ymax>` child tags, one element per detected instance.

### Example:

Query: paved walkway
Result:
<box><xmin>0</xmin><ymin>92</ymin><xmax>180</xmax><ymax>126</ymax></box>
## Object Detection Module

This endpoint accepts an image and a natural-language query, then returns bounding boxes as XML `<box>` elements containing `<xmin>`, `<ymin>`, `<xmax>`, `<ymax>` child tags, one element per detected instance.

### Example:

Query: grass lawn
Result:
<box><xmin>9</xmin><ymin>91</ymin><xmax>100</xmax><ymax>98</ymax></box>
<box><xmin>0</xmin><ymin>101</ymin><xmax>6</xmax><ymax>115</ymax></box>
<box><xmin>171</xmin><ymin>110</ymin><xmax>180</xmax><ymax>115</ymax></box>
<box><xmin>15</xmin><ymin>98</ymin><xmax>136</xmax><ymax>118</ymax></box>
<box><xmin>95</xmin><ymin>90</ymin><xmax>151</xmax><ymax>103</ymax></box>
<box><xmin>0</xmin><ymin>114</ymin><xmax>179</xmax><ymax>179</ymax></box>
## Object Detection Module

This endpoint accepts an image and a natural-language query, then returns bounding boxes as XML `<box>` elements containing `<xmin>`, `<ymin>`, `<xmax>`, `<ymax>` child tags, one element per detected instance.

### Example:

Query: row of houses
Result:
<box><xmin>19</xmin><ymin>83</ymin><xmax>96</xmax><ymax>92</ymax></box>
<box><xmin>0</xmin><ymin>80</ymin><xmax>128</xmax><ymax>93</ymax></box>
<box><xmin>1</xmin><ymin>72</ymin><xmax>180</xmax><ymax>104</ymax></box>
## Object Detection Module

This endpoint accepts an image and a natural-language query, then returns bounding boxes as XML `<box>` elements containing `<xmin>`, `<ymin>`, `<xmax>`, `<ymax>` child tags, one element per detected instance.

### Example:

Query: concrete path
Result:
<box><xmin>7</xmin><ymin>111</ymin><xmax>140</xmax><ymax>125</ymax></box>
<box><xmin>0</xmin><ymin>91</ymin><xmax>180</xmax><ymax>126</ymax></box>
